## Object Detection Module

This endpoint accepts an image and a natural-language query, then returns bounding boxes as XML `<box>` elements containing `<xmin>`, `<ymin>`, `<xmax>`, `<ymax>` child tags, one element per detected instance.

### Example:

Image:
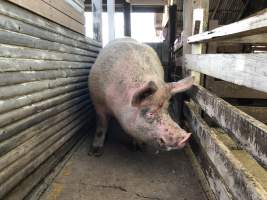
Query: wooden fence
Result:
<box><xmin>181</xmin><ymin>1</ymin><xmax>267</xmax><ymax>200</ymax></box>
<box><xmin>0</xmin><ymin>1</ymin><xmax>101</xmax><ymax>199</ymax></box>
<box><xmin>6</xmin><ymin>0</ymin><xmax>85</xmax><ymax>34</ymax></box>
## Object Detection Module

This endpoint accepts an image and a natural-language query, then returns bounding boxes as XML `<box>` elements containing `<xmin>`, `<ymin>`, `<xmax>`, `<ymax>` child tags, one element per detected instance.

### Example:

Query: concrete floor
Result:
<box><xmin>41</xmin><ymin>123</ymin><xmax>207</xmax><ymax>200</ymax></box>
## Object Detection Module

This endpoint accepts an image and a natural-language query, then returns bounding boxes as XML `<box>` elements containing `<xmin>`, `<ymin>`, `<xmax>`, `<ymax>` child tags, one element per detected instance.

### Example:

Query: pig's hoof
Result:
<box><xmin>88</xmin><ymin>146</ymin><xmax>104</xmax><ymax>157</ymax></box>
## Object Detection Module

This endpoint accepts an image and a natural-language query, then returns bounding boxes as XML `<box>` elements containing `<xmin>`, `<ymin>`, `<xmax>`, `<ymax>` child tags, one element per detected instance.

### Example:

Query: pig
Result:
<box><xmin>89</xmin><ymin>38</ymin><xmax>193</xmax><ymax>156</ymax></box>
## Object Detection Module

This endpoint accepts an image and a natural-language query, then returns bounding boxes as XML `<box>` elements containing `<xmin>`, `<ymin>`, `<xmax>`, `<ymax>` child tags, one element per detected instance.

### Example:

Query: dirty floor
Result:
<box><xmin>41</xmin><ymin>125</ymin><xmax>207</xmax><ymax>200</ymax></box>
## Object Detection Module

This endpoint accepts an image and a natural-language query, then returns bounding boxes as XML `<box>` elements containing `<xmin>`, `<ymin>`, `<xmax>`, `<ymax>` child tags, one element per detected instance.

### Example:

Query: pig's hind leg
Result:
<box><xmin>89</xmin><ymin>111</ymin><xmax>109</xmax><ymax>157</ymax></box>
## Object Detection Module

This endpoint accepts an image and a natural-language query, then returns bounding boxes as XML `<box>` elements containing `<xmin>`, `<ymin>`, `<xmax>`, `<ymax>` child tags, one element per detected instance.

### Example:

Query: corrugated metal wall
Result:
<box><xmin>0</xmin><ymin>1</ymin><xmax>101</xmax><ymax>199</ymax></box>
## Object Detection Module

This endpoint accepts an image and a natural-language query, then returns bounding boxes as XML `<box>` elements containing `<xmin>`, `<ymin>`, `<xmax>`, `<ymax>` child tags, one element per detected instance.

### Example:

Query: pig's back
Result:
<box><xmin>89</xmin><ymin>38</ymin><xmax>164</xmax><ymax>110</ymax></box>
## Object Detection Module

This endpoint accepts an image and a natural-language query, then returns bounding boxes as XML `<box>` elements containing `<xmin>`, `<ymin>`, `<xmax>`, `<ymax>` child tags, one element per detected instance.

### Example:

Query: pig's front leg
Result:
<box><xmin>88</xmin><ymin>112</ymin><xmax>109</xmax><ymax>157</ymax></box>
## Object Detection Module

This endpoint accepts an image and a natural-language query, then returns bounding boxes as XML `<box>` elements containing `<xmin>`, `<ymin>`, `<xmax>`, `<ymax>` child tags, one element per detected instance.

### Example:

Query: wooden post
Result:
<box><xmin>92</xmin><ymin>0</ymin><xmax>102</xmax><ymax>43</ymax></box>
<box><xmin>182</xmin><ymin>0</ymin><xmax>193</xmax><ymax>76</ymax></box>
<box><xmin>167</xmin><ymin>2</ymin><xmax>177</xmax><ymax>81</ymax></box>
<box><xmin>191</xmin><ymin>0</ymin><xmax>209</xmax><ymax>85</ymax></box>
<box><xmin>107</xmin><ymin>0</ymin><xmax>115</xmax><ymax>41</ymax></box>
<box><xmin>124</xmin><ymin>1</ymin><xmax>131</xmax><ymax>37</ymax></box>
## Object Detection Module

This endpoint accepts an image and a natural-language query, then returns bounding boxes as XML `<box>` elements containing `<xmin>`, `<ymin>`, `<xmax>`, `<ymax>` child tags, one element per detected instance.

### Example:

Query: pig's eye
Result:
<box><xmin>140</xmin><ymin>108</ymin><xmax>155</xmax><ymax>123</ymax></box>
<box><xmin>146</xmin><ymin>112</ymin><xmax>154</xmax><ymax>118</ymax></box>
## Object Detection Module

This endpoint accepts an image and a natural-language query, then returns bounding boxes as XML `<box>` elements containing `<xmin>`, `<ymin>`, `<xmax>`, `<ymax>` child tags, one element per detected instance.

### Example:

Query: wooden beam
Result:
<box><xmin>0</xmin><ymin>105</ymin><xmax>90</xmax><ymax>171</ymax></box>
<box><xmin>238</xmin><ymin>106</ymin><xmax>267</xmax><ymax>124</ymax></box>
<box><xmin>124</xmin><ymin>1</ymin><xmax>132</xmax><ymax>36</ymax></box>
<box><xmin>207</xmin><ymin>20</ymin><xmax>218</xmax><ymax>53</ymax></box>
<box><xmin>0</xmin><ymin>82</ymin><xmax>87</xmax><ymax>115</ymax></box>
<box><xmin>184</xmin><ymin>53</ymin><xmax>267</xmax><ymax>93</ymax></box>
<box><xmin>7</xmin><ymin>0</ymin><xmax>85</xmax><ymax>34</ymax></box>
<box><xmin>211</xmin><ymin>0</ymin><xmax>221</xmax><ymax>19</ymax></box>
<box><xmin>0</xmin><ymin>1</ymin><xmax>101</xmax><ymax>48</ymax></box>
<box><xmin>166</xmin><ymin>3</ymin><xmax>177</xmax><ymax>81</ymax></box>
<box><xmin>182</xmin><ymin>0</ymin><xmax>192</xmax><ymax>55</ymax></box>
<box><xmin>41</xmin><ymin>0</ymin><xmax>85</xmax><ymax>24</ymax></box>
<box><xmin>182</xmin><ymin>0</ymin><xmax>193</xmax><ymax>76</ymax></box>
<box><xmin>0</xmin><ymin>44</ymin><xmax>96</xmax><ymax>63</ymax></box>
<box><xmin>0</xmin><ymin>115</ymin><xmax>88</xmax><ymax>198</ymax></box>
<box><xmin>0</xmin><ymin>76</ymin><xmax>87</xmax><ymax>99</ymax></box>
<box><xmin>107</xmin><ymin>0</ymin><xmax>115</xmax><ymax>41</ymax></box>
<box><xmin>3</xmin><ymin>130</ymin><xmax>85</xmax><ymax>200</ymax></box>
<box><xmin>186</xmin><ymin>138</ymin><xmax>234</xmax><ymax>200</ymax></box>
<box><xmin>0</xmin><ymin>29</ymin><xmax>98</xmax><ymax>56</ymax></box>
<box><xmin>0</xmin><ymin>89</ymin><xmax>88</xmax><ymax>129</ymax></box>
<box><xmin>205</xmin><ymin>78</ymin><xmax>267</xmax><ymax>99</ymax></box>
<box><xmin>92</xmin><ymin>0</ymin><xmax>103</xmax><ymax>42</ymax></box>
<box><xmin>184</xmin><ymin>102</ymin><xmax>267</xmax><ymax>200</ymax></box>
<box><xmin>209</xmin><ymin>33</ymin><xmax>267</xmax><ymax>45</ymax></box>
<box><xmin>187</xmin><ymin>84</ymin><xmax>267</xmax><ymax>168</ymax></box>
<box><xmin>0</xmin><ymin>99</ymin><xmax>90</xmax><ymax>157</ymax></box>
<box><xmin>190</xmin><ymin>0</ymin><xmax>209</xmax><ymax>85</ymax></box>
<box><xmin>188</xmin><ymin>10</ymin><xmax>267</xmax><ymax>43</ymax></box>
<box><xmin>236</xmin><ymin>0</ymin><xmax>250</xmax><ymax>20</ymax></box>
<box><xmin>126</xmin><ymin>0</ymin><xmax>167</xmax><ymax>5</ymax></box>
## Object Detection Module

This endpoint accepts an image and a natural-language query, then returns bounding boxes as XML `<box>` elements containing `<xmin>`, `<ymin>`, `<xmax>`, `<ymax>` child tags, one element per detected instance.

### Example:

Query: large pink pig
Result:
<box><xmin>89</xmin><ymin>38</ymin><xmax>193</xmax><ymax>156</ymax></box>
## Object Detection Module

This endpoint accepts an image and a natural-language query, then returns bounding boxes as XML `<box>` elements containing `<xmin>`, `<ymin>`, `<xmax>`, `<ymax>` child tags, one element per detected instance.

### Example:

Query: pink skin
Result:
<box><xmin>89</xmin><ymin>38</ymin><xmax>193</xmax><ymax>151</ymax></box>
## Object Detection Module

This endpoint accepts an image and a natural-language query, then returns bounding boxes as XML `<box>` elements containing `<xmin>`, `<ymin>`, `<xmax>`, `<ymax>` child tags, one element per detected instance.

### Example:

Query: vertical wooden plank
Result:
<box><xmin>206</xmin><ymin>20</ymin><xmax>219</xmax><ymax>89</ymax></box>
<box><xmin>207</xmin><ymin>20</ymin><xmax>219</xmax><ymax>52</ymax></box>
<box><xmin>191</xmin><ymin>0</ymin><xmax>209</xmax><ymax>85</ymax></box>
<box><xmin>182</xmin><ymin>0</ymin><xmax>193</xmax><ymax>60</ymax></box>
<box><xmin>92</xmin><ymin>0</ymin><xmax>102</xmax><ymax>43</ymax></box>
<box><xmin>107</xmin><ymin>0</ymin><xmax>115</xmax><ymax>42</ymax></box>
<box><xmin>124</xmin><ymin>1</ymin><xmax>131</xmax><ymax>37</ymax></box>
<box><xmin>167</xmin><ymin>2</ymin><xmax>177</xmax><ymax>81</ymax></box>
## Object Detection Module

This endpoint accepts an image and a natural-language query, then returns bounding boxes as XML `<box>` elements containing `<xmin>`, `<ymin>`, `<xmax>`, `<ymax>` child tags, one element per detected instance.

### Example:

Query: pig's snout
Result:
<box><xmin>157</xmin><ymin>132</ymin><xmax>191</xmax><ymax>151</ymax></box>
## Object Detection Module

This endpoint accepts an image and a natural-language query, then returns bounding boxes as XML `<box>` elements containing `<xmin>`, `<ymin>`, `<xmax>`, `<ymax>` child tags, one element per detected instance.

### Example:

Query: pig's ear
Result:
<box><xmin>132</xmin><ymin>81</ymin><xmax>158</xmax><ymax>107</ymax></box>
<box><xmin>168</xmin><ymin>76</ymin><xmax>194</xmax><ymax>95</ymax></box>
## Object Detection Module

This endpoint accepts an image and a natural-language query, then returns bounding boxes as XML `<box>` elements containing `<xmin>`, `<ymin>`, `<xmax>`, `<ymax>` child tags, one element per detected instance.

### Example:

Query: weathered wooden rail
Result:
<box><xmin>0</xmin><ymin>1</ymin><xmax>101</xmax><ymax>199</ymax></box>
<box><xmin>181</xmin><ymin>1</ymin><xmax>267</xmax><ymax>199</ymax></box>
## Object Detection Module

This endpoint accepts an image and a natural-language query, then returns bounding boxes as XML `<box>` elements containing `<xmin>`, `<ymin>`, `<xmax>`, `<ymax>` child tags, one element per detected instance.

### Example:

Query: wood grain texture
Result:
<box><xmin>0</xmin><ymin>1</ymin><xmax>99</xmax><ymax>198</ymax></box>
<box><xmin>0</xmin><ymin>115</ymin><xmax>88</xmax><ymax>199</ymax></box>
<box><xmin>0</xmin><ymin>94</ymin><xmax>89</xmax><ymax>146</ymax></box>
<box><xmin>7</xmin><ymin>0</ymin><xmax>85</xmax><ymax>34</ymax></box>
<box><xmin>185</xmin><ymin>53</ymin><xmax>267</xmax><ymax>93</ymax></box>
<box><xmin>0</xmin><ymin>82</ymin><xmax>87</xmax><ymax>114</ymax></box>
<box><xmin>188</xmin><ymin>85</ymin><xmax>267</xmax><ymax>168</ymax></box>
<box><xmin>0</xmin><ymin>1</ymin><xmax>100</xmax><ymax>47</ymax></box>
<box><xmin>0</xmin><ymin>44</ymin><xmax>96</xmax><ymax>62</ymax></box>
<box><xmin>0</xmin><ymin>69</ymin><xmax>89</xmax><ymax>86</ymax></box>
<box><xmin>0</xmin><ymin>76</ymin><xmax>88</xmax><ymax>99</ymax></box>
<box><xmin>205</xmin><ymin>78</ymin><xmax>267</xmax><ymax>99</ymax></box>
<box><xmin>0</xmin><ymin>58</ymin><xmax>93</xmax><ymax>72</ymax></box>
<box><xmin>186</xmin><ymin>133</ymin><xmax>234</xmax><ymax>200</ymax></box>
<box><xmin>210</xmin><ymin>33</ymin><xmax>267</xmax><ymax>45</ymax></box>
<box><xmin>0</xmin><ymin>29</ymin><xmax>97</xmax><ymax>56</ymax></box>
<box><xmin>0</xmin><ymin>107</ymin><xmax>89</xmax><ymax>173</ymax></box>
<box><xmin>92</xmin><ymin>0</ymin><xmax>103</xmax><ymax>42</ymax></box>
<box><xmin>184</xmin><ymin>102</ymin><xmax>267</xmax><ymax>200</ymax></box>
<box><xmin>190</xmin><ymin>0</ymin><xmax>209</xmax><ymax>85</ymax></box>
<box><xmin>4</xmin><ymin>130</ymin><xmax>85</xmax><ymax>200</ymax></box>
<box><xmin>0</xmin><ymin>88</ymin><xmax>88</xmax><ymax>128</ymax></box>
<box><xmin>188</xmin><ymin>10</ymin><xmax>267</xmax><ymax>43</ymax></box>
<box><xmin>41</xmin><ymin>0</ymin><xmax>85</xmax><ymax>24</ymax></box>
<box><xmin>0</xmin><ymin>101</ymin><xmax>91</xmax><ymax>157</ymax></box>
<box><xmin>238</xmin><ymin>106</ymin><xmax>267</xmax><ymax>124</ymax></box>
